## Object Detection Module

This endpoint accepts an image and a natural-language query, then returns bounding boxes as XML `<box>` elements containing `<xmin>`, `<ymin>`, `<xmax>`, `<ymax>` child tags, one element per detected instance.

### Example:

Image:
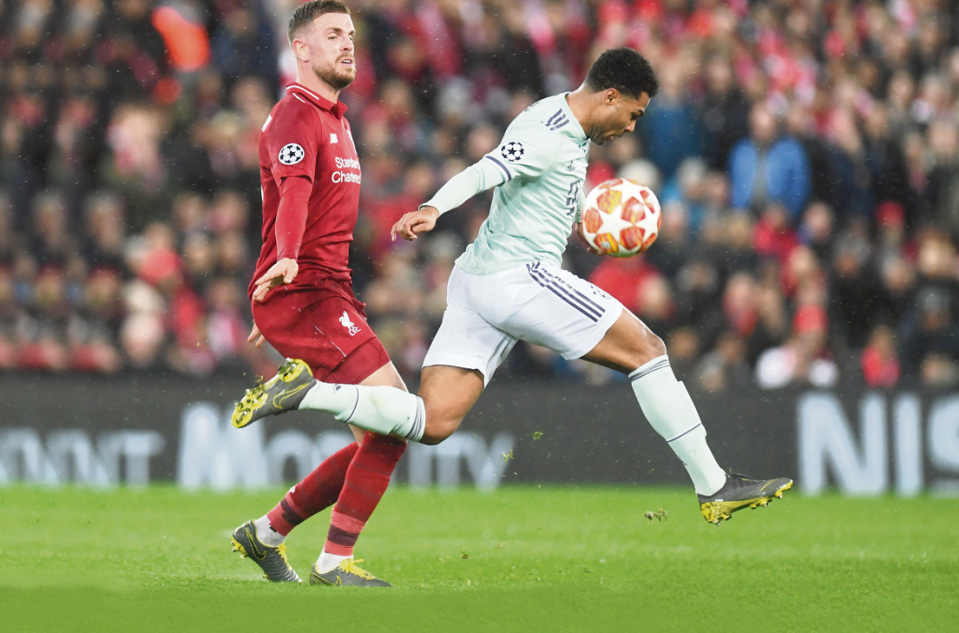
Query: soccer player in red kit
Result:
<box><xmin>229</xmin><ymin>0</ymin><xmax>402</xmax><ymax>587</ymax></box>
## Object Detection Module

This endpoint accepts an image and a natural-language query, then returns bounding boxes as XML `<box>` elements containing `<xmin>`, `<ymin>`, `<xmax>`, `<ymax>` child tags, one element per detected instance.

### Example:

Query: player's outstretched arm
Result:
<box><xmin>392</xmin><ymin>158</ymin><xmax>508</xmax><ymax>242</ymax></box>
<box><xmin>392</xmin><ymin>206</ymin><xmax>439</xmax><ymax>241</ymax></box>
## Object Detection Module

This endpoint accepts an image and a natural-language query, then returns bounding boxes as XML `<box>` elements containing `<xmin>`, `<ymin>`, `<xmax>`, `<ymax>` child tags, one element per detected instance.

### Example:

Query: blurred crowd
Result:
<box><xmin>2</xmin><ymin>0</ymin><xmax>959</xmax><ymax>391</ymax></box>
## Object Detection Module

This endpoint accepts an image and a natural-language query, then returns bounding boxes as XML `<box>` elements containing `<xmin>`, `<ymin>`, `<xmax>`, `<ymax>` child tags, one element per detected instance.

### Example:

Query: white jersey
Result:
<box><xmin>455</xmin><ymin>93</ymin><xmax>590</xmax><ymax>275</ymax></box>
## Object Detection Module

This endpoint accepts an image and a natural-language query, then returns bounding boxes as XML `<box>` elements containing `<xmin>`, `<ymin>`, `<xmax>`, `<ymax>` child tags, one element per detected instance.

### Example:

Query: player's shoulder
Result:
<box><xmin>263</xmin><ymin>92</ymin><xmax>319</xmax><ymax>136</ymax></box>
<box><xmin>509</xmin><ymin>94</ymin><xmax>574</xmax><ymax>140</ymax></box>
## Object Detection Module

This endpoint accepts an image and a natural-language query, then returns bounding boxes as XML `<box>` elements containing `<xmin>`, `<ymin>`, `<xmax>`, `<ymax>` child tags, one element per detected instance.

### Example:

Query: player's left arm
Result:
<box><xmin>252</xmin><ymin>175</ymin><xmax>311</xmax><ymax>301</ymax></box>
<box><xmin>573</xmin><ymin>221</ymin><xmax>602</xmax><ymax>255</ymax></box>
<box><xmin>570</xmin><ymin>178</ymin><xmax>601</xmax><ymax>255</ymax></box>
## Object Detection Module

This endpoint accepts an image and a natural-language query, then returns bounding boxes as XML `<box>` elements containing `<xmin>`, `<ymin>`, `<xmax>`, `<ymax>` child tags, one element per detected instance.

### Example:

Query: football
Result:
<box><xmin>580</xmin><ymin>178</ymin><xmax>662</xmax><ymax>257</ymax></box>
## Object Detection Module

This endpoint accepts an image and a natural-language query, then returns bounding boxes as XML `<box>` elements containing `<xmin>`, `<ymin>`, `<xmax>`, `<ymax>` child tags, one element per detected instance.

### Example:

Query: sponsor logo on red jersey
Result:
<box><xmin>332</xmin><ymin>156</ymin><xmax>361</xmax><ymax>184</ymax></box>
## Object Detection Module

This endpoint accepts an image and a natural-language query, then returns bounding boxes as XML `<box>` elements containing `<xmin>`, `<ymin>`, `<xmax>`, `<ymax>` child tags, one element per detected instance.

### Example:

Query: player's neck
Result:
<box><xmin>295</xmin><ymin>69</ymin><xmax>341</xmax><ymax>103</ymax></box>
<box><xmin>565</xmin><ymin>89</ymin><xmax>594</xmax><ymax>140</ymax></box>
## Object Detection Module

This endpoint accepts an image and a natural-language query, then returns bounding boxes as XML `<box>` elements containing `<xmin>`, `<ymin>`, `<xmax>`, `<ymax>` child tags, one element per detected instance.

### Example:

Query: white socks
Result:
<box><xmin>256</xmin><ymin>518</ymin><xmax>352</xmax><ymax>571</ymax></box>
<box><xmin>317</xmin><ymin>550</ymin><xmax>351</xmax><ymax>573</ymax></box>
<box><xmin>254</xmin><ymin>516</ymin><xmax>285</xmax><ymax>547</ymax></box>
<box><xmin>630</xmin><ymin>356</ymin><xmax>727</xmax><ymax>496</ymax></box>
<box><xmin>299</xmin><ymin>382</ymin><xmax>426</xmax><ymax>442</ymax></box>
<box><xmin>255</xmin><ymin>515</ymin><xmax>352</xmax><ymax>571</ymax></box>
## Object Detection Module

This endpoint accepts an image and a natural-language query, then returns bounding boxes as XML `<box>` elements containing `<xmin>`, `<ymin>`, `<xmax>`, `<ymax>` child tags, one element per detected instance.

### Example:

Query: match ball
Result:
<box><xmin>581</xmin><ymin>178</ymin><xmax>661</xmax><ymax>257</ymax></box>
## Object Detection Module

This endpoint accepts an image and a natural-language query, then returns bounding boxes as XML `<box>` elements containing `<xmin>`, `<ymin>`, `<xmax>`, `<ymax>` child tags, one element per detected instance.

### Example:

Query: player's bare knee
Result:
<box><xmin>420</xmin><ymin>426</ymin><xmax>454</xmax><ymax>445</ymax></box>
<box><xmin>648</xmin><ymin>331</ymin><xmax>668</xmax><ymax>357</ymax></box>
<box><xmin>635</xmin><ymin>327</ymin><xmax>667</xmax><ymax>366</ymax></box>
<box><xmin>419</xmin><ymin>412</ymin><xmax>461</xmax><ymax>445</ymax></box>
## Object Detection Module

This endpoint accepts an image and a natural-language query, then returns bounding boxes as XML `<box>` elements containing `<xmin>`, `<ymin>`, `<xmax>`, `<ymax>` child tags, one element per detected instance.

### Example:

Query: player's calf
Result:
<box><xmin>416</xmin><ymin>366</ymin><xmax>483</xmax><ymax>444</ymax></box>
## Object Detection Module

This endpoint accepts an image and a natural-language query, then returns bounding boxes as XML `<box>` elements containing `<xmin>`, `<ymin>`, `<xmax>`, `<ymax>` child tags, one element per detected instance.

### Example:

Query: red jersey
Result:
<box><xmin>251</xmin><ymin>83</ymin><xmax>361</xmax><ymax>297</ymax></box>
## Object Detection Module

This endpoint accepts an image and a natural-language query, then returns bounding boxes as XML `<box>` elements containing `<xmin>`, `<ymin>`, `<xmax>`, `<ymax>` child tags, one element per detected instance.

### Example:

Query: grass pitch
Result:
<box><xmin>1</xmin><ymin>486</ymin><xmax>957</xmax><ymax>633</ymax></box>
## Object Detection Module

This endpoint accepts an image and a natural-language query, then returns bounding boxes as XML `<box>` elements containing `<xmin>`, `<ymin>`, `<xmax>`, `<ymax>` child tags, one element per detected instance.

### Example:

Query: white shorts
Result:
<box><xmin>423</xmin><ymin>262</ymin><xmax>623</xmax><ymax>385</ymax></box>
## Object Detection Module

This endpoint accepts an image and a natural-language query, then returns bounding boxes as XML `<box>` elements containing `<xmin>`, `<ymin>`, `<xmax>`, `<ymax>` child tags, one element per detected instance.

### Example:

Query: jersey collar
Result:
<box><xmin>286</xmin><ymin>83</ymin><xmax>348</xmax><ymax>118</ymax></box>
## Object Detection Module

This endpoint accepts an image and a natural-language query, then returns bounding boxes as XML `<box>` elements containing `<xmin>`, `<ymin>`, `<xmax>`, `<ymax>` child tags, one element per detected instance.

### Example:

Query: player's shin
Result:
<box><xmin>253</xmin><ymin>441</ymin><xmax>360</xmax><ymax>546</ymax></box>
<box><xmin>299</xmin><ymin>382</ymin><xmax>426</xmax><ymax>442</ymax></box>
<box><xmin>629</xmin><ymin>355</ymin><xmax>726</xmax><ymax>496</ymax></box>
<box><xmin>317</xmin><ymin>432</ymin><xmax>406</xmax><ymax>573</ymax></box>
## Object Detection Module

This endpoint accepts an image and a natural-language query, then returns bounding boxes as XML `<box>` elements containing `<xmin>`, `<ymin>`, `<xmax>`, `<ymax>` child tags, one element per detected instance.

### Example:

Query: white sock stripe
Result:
<box><xmin>666</xmin><ymin>422</ymin><xmax>703</xmax><ymax>443</ymax></box>
<box><xmin>344</xmin><ymin>385</ymin><xmax>361</xmax><ymax>423</ymax></box>
<box><xmin>417</xmin><ymin>398</ymin><xmax>426</xmax><ymax>439</ymax></box>
<box><xmin>409</xmin><ymin>404</ymin><xmax>420</xmax><ymax>440</ymax></box>
<box><xmin>629</xmin><ymin>358</ymin><xmax>671</xmax><ymax>382</ymax></box>
<box><xmin>404</xmin><ymin>397</ymin><xmax>425</xmax><ymax>442</ymax></box>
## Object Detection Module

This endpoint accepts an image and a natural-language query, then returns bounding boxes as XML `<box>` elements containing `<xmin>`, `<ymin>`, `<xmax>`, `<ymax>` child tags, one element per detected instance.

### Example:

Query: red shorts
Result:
<box><xmin>252</xmin><ymin>279</ymin><xmax>390</xmax><ymax>384</ymax></box>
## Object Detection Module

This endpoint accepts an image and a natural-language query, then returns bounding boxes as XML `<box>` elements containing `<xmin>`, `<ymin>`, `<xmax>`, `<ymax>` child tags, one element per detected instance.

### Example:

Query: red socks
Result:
<box><xmin>323</xmin><ymin>432</ymin><xmax>406</xmax><ymax>556</ymax></box>
<box><xmin>264</xmin><ymin>431</ymin><xmax>406</xmax><ymax>557</ymax></box>
<box><xmin>266</xmin><ymin>441</ymin><xmax>359</xmax><ymax>536</ymax></box>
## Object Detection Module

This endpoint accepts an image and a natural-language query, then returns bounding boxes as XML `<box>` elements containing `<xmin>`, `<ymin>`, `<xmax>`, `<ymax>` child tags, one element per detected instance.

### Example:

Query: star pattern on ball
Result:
<box><xmin>595</xmin><ymin>206</ymin><xmax>635</xmax><ymax>237</ymax></box>
<box><xmin>635</xmin><ymin>206</ymin><xmax>660</xmax><ymax>240</ymax></box>
<box><xmin>608</xmin><ymin>180</ymin><xmax>640</xmax><ymax>201</ymax></box>
<box><xmin>501</xmin><ymin>141</ymin><xmax>525</xmax><ymax>163</ymax></box>
<box><xmin>594</xmin><ymin>180</ymin><xmax>643</xmax><ymax>236</ymax></box>
<box><xmin>278</xmin><ymin>143</ymin><xmax>305</xmax><ymax>165</ymax></box>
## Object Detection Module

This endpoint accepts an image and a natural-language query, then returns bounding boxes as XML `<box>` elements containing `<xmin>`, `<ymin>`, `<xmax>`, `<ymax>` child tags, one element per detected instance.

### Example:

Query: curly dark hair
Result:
<box><xmin>585</xmin><ymin>48</ymin><xmax>659</xmax><ymax>100</ymax></box>
<box><xmin>288</xmin><ymin>1</ymin><xmax>350</xmax><ymax>44</ymax></box>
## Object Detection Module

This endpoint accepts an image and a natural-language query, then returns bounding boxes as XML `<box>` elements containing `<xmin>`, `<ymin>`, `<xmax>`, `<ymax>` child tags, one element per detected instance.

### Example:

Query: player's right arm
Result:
<box><xmin>391</xmin><ymin>159</ymin><xmax>505</xmax><ymax>241</ymax></box>
<box><xmin>392</xmin><ymin>120</ymin><xmax>558</xmax><ymax>241</ymax></box>
<box><xmin>251</xmin><ymin>172</ymin><xmax>308</xmax><ymax>301</ymax></box>
<box><xmin>254</xmin><ymin>101</ymin><xmax>321</xmax><ymax>300</ymax></box>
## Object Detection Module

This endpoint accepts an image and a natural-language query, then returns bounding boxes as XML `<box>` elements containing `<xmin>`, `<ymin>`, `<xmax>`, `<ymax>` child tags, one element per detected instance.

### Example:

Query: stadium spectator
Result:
<box><xmin>755</xmin><ymin>305</ymin><xmax>838</xmax><ymax>389</ymax></box>
<box><xmin>696</xmin><ymin>331</ymin><xmax>751</xmax><ymax>393</ymax></box>
<box><xmin>211</xmin><ymin>5</ymin><xmax>278</xmax><ymax>93</ymax></box>
<box><xmin>729</xmin><ymin>103</ymin><xmax>811</xmax><ymax>219</ymax></box>
<box><xmin>638</xmin><ymin>59</ymin><xmax>703</xmax><ymax>182</ymax></box>
<box><xmin>824</xmin><ymin>108</ymin><xmax>875</xmax><ymax>224</ymax></box>
<box><xmin>700</xmin><ymin>55</ymin><xmax>750</xmax><ymax>172</ymax></box>
<box><xmin>829</xmin><ymin>233</ymin><xmax>883</xmax><ymax>352</ymax></box>
<box><xmin>588</xmin><ymin>254</ymin><xmax>659</xmax><ymax>313</ymax></box>
<box><xmin>861</xmin><ymin>324</ymin><xmax>900</xmax><ymax>388</ymax></box>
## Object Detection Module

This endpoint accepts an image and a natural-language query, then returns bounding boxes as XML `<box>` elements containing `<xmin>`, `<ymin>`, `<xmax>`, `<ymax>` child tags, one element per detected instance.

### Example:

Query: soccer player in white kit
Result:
<box><xmin>234</xmin><ymin>48</ymin><xmax>792</xmax><ymax>524</ymax></box>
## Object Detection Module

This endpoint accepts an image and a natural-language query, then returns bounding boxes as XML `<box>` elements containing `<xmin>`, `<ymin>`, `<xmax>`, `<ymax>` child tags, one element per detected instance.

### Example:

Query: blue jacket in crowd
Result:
<box><xmin>728</xmin><ymin>136</ymin><xmax>811</xmax><ymax>219</ymax></box>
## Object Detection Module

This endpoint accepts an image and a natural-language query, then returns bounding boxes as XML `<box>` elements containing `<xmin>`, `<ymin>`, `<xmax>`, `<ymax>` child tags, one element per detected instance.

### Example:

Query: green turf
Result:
<box><xmin>1</xmin><ymin>485</ymin><xmax>957</xmax><ymax>632</ymax></box>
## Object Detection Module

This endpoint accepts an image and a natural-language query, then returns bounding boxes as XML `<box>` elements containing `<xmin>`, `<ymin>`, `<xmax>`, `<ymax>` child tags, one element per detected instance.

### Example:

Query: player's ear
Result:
<box><xmin>605</xmin><ymin>88</ymin><xmax>620</xmax><ymax>106</ymax></box>
<box><xmin>291</xmin><ymin>37</ymin><xmax>310</xmax><ymax>63</ymax></box>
